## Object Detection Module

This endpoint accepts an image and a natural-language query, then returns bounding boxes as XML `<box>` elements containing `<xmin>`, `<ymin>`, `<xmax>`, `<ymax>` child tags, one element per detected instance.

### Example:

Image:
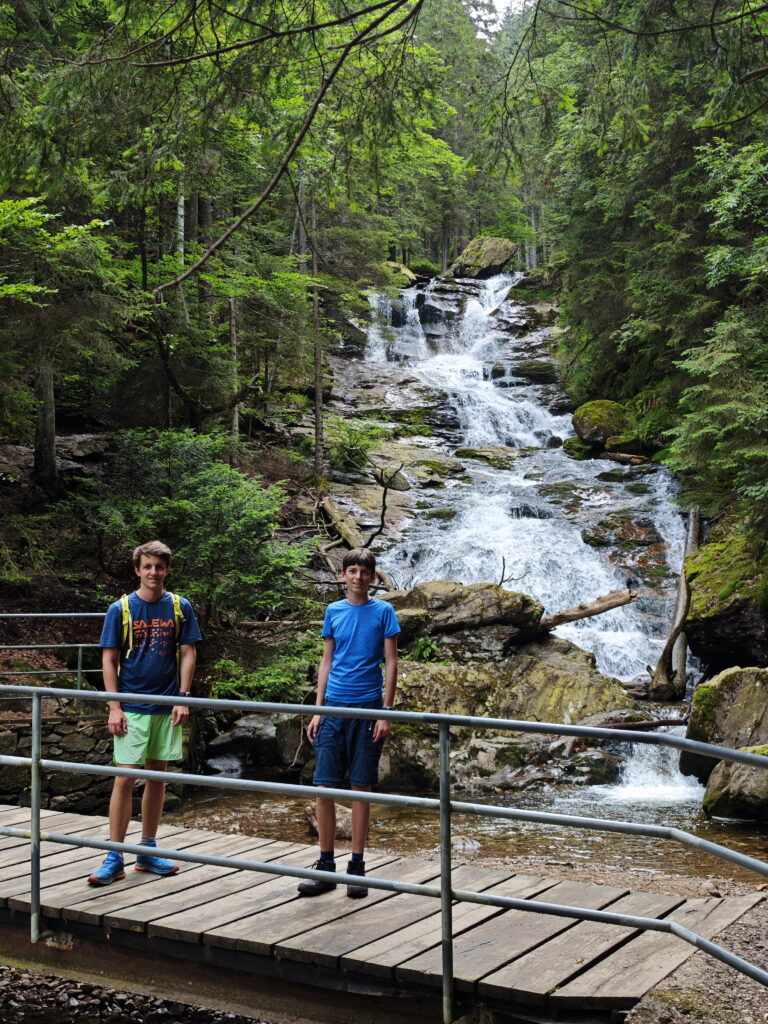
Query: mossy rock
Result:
<box><xmin>684</xmin><ymin>519</ymin><xmax>768</xmax><ymax>672</ymax></box>
<box><xmin>702</xmin><ymin>745</ymin><xmax>768</xmax><ymax>820</ymax></box>
<box><xmin>562</xmin><ymin>437</ymin><xmax>598</xmax><ymax>461</ymax></box>
<box><xmin>514</xmin><ymin>359</ymin><xmax>559</xmax><ymax>384</ymax></box>
<box><xmin>424</xmin><ymin>508</ymin><xmax>457</xmax><ymax>521</ymax></box>
<box><xmin>572</xmin><ymin>401</ymin><xmax>629</xmax><ymax>447</ymax></box>
<box><xmin>454</xmin><ymin>446</ymin><xmax>521</xmax><ymax>470</ymax></box>
<box><xmin>445</xmin><ymin>236</ymin><xmax>518</xmax><ymax>280</ymax></box>
<box><xmin>680</xmin><ymin>667</ymin><xmax>768</xmax><ymax>783</ymax></box>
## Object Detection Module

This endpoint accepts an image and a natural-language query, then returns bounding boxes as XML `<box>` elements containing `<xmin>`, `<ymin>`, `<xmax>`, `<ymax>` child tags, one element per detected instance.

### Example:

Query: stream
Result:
<box><xmin>172</xmin><ymin>274</ymin><xmax>768</xmax><ymax>879</ymax></box>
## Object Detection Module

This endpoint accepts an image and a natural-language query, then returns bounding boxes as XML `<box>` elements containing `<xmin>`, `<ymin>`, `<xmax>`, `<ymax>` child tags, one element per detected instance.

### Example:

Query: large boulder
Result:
<box><xmin>680</xmin><ymin>667</ymin><xmax>768</xmax><ymax>784</ymax></box>
<box><xmin>445</xmin><ymin>237</ymin><xmax>517</xmax><ymax>280</ymax></box>
<box><xmin>702</xmin><ymin>748</ymin><xmax>768</xmax><ymax>820</ymax></box>
<box><xmin>572</xmin><ymin>401</ymin><xmax>629</xmax><ymax>446</ymax></box>
<box><xmin>378</xmin><ymin>580</ymin><xmax>544</xmax><ymax>644</ymax></box>
<box><xmin>684</xmin><ymin>521</ymin><xmax>768</xmax><ymax>672</ymax></box>
<box><xmin>379</xmin><ymin>636</ymin><xmax>637</xmax><ymax>790</ymax></box>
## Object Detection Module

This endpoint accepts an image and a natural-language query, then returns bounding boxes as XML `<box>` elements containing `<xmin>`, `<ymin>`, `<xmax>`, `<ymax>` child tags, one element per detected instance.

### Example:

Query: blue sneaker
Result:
<box><xmin>135</xmin><ymin>839</ymin><xmax>179</xmax><ymax>877</ymax></box>
<box><xmin>88</xmin><ymin>851</ymin><xmax>125</xmax><ymax>886</ymax></box>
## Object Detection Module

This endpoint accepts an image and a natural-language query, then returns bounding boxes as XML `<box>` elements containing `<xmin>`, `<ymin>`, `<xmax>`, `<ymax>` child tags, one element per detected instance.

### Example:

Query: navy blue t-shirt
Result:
<box><xmin>100</xmin><ymin>591</ymin><xmax>203</xmax><ymax>714</ymax></box>
<box><xmin>322</xmin><ymin>598</ymin><xmax>400</xmax><ymax>703</ymax></box>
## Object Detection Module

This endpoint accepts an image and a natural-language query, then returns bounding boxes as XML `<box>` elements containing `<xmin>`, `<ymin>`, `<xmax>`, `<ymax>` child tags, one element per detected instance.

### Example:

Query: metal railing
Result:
<box><xmin>1</xmin><ymin>682</ymin><xmax>767</xmax><ymax>1022</ymax></box>
<box><xmin>0</xmin><ymin>612</ymin><xmax>104</xmax><ymax>688</ymax></box>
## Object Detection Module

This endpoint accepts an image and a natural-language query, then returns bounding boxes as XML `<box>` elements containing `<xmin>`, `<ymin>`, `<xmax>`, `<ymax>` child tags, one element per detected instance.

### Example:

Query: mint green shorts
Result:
<box><xmin>113</xmin><ymin>711</ymin><xmax>182</xmax><ymax>766</ymax></box>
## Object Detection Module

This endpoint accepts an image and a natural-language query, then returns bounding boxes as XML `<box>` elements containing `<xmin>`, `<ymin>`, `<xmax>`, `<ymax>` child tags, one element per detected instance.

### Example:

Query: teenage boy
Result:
<box><xmin>298</xmin><ymin>547</ymin><xmax>400</xmax><ymax>899</ymax></box>
<box><xmin>88</xmin><ymin>541</ymin><xmax>203</xmax><ymax>886</ymax></box>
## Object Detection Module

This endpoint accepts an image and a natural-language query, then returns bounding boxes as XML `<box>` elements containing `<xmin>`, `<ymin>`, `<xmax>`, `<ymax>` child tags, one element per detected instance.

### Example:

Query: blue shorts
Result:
<box><xmin>313</xmin><ymin>700</ymin><xmax>384</xmax><ymax>788</ymax></box>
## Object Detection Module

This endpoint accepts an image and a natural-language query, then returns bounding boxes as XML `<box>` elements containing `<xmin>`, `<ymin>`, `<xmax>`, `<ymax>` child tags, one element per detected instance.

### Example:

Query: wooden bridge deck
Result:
<box><xmin>0</xmin><ymin>805</ymin><xmax>761</xmax><ymax>1021</ymax></box>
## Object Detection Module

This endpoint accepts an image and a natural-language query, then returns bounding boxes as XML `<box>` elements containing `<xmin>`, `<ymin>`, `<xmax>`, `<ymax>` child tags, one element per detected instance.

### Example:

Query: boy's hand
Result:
<box><xmin>171</xmin><ymin>704</ymin><xmax>189</xmax><ymax>726</ymax></box>
<box><xmin>108</xmin><ymin>707</ymin><xmax>128</xmax><ymax>737</ymax></box>
<box><xmin>306</xmin><ymin>714</ymin><xmax>322</xmax><ymax>743</ymax></box>
<box><xmin>373</xmin><ymin>718</ymin><xmax>391</xmax><ymax>742</ymax></box>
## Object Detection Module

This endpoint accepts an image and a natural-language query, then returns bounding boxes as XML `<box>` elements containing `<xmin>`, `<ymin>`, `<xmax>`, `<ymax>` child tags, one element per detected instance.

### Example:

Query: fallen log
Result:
<box><xmin>597</xmin><ymin>718</ymin><xmax>687</xmax><ymax>731</ymax></box>
<box><xmin>540</xmin><ymin>588</ymin><xmax>637</xmax><ymax>631</ymax></box>
<box><xmin>599</xmin><ymin>452</ymin><xmax>650</xmax><ymax>465</ymax></box>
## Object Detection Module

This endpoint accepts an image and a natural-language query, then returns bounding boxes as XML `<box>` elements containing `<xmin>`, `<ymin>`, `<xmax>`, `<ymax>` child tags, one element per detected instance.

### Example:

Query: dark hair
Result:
<box><xmin>132</xmin><ymin>540</ymin><xmax>172</xmax><ymax>569</ymax></box>
<box><xmin>341</xmin><ymin>547</ymin><xmax>376</xmax><ymax>572</ymax></box>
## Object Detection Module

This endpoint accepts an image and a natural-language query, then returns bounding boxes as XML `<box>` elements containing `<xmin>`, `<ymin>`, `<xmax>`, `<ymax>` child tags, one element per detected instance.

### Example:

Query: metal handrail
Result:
<box><xmin>1</xmin><ymin>683</ymin><xmax>767</xmax><ymax>1019</ymax></box>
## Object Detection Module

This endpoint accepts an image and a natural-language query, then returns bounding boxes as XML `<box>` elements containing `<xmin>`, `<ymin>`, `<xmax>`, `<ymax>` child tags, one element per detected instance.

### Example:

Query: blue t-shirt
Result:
<box><xmin>322</xmin><ymin>598</ymin><xmax>400</xmax><ymax>703</ymax></box>
<box><xmin>100</xmin><ymin>591</ymin><xmax>203</xmax><ymax>714</ymax></box>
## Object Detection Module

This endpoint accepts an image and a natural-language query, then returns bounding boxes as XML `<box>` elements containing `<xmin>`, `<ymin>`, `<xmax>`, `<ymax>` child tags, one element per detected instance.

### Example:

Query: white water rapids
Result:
<box><xmin>368</xmin><ymin>275</ymin><xmax>686</xmax><ymax>684</ymax></box>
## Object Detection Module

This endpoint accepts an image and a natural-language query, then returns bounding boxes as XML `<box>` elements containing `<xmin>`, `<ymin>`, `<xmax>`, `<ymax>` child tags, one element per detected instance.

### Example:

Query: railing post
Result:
<box><xmin>30</xmin><ymin>691</ymin><xmax>44</xmax><ymax>942</ymax></box>
<box><xmin>76</xmin><ymin>644</ymin><xmax>83</xmax><ymax>689</ymax></box>
<box><xmin>439</xmin><ymin>721</ymin><xmax>454</xmax><ymax>1024</ymax></box>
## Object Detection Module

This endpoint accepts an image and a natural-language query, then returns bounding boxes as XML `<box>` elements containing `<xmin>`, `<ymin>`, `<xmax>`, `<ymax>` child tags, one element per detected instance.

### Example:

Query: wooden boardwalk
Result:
<box><xmin>0</xmin><ymin>805</ymin><xmax>762</xmax><ymax>1021</ymax></box>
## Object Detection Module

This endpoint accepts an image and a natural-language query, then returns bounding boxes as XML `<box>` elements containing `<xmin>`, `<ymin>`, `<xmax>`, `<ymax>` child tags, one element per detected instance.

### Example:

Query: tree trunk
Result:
<box><xmin>311</xmin><ymin>200</ymin><xmax>324</xmax><ymax>476</ymax></box>
<box><xmin>33</xmin><ymin>354</ymin><xmax>61</xmax><ymax>496</ymax></box>
<box><xmin>229</xmin><ymin>296</ymin><xmax>240</xmax><ymax>444</ymax></box>
<box><xmin>296</xmin><ymin>166</ymin><xmax>309</xmax><ymax>272</ymax></box>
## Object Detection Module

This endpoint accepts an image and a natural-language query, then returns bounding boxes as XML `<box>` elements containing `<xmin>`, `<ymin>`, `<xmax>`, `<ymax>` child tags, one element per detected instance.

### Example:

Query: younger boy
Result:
<box><xmin>88</xmin><ymin>541</ymin><xmax>203</xmax><ymax>886</ymax></box>
<box><xmin>299</xmin><ymin>548</ymin><xmax>399</xmax><ymax>898</ymax></box>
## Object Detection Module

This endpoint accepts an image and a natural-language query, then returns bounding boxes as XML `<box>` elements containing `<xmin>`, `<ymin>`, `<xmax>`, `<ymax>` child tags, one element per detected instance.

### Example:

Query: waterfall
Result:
<box><xmin>366</xmin><ymin>275</ymin><xmax>687</xmax><ymax>683</ymax></box>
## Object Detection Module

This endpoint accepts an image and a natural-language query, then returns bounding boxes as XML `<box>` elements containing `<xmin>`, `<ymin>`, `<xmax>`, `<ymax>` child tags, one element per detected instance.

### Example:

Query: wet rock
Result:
<box><xmin>680</xmin><ymin>667</ymin><xmax>768</xmax><ymax>784</ymax></box>
<box><xmin>513</xmin><ymin>359</ymin><xmax>559</xmax><ymax>384</ymax></box>
<box><xmin>445</xmin><ymin>236</ymin><xmax>518</xmax><ymax>280</ymax></box>
<box><xmin>582</xmin><ymin>515</ymin><xmax>663</xmax><ymax>550</ymax></box>
<box><xmin>572</xmin><ymin>400</ymin><xmax>629</xmax><ymax>446</ymax></box>
<box><xmin>562</xmin><ymin>437</ymin><xmax>598</xmax><ymax>461</ymax></box>
<box><xmin>454</xmin><ymin>445</ymin><xmax>521</xmax><ymax>470</ymax></box>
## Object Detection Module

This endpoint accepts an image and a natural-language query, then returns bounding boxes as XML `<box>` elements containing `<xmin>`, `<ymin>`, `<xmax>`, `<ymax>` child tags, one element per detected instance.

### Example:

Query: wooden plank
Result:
<box><xmin>0</xmin><ymin>817</ymin><xmax>141</xmax><ymax>871</ymax></box>
<box><xmin>6</xmin><ymin>824</ymin><xmax>194</xmax><ymax>910</ymax></box>
<box><xmin>149</xmin><ymin>844</ymin><xmax>354</xmax><ymax>942</ymax></box>
<box><xmin>396</xmin><ymin>879</ymin><xmax>628</xmax><ymax>992</ymax></box>
<box><xmin>103</xmin><ymin>838</ymin><xmax>305</xmax><ymax>932</ymax></box>
<box><xmin>551</xmin><ymin>893</ymin><xmax>765</xmax><ymax>1009</ymax></box>
<box><xmin>206</xmin><ymin>855</ymin><xmax>425</xmax><ymax>956</ymax></box>
<box><xmin>341</xmin><ymin>874</ymin><xmax>557</xmax><ymax>979</ymax></box>
<box><xmin>0</xmin><ymin>813</ymin><xmax>108</xmax><ymax>854</ymax></box>
<box><xmin>56</xmin><ymin>836</ymin><xmax>293</xmax><ymax>925</ymax></box>
<box><xmin>275</xmin><ymin>865</ymin><xmax>514</xmax><ymax>969</ymax></box>
<box><xmin>478</xmin><ymin>890</ymin><xmax>684</xmax><ymax>1004</ymax></box>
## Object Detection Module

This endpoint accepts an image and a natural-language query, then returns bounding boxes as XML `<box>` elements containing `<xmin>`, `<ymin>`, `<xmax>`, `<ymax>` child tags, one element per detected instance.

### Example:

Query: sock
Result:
<box><xmin>350</xmin><ymin>852</ymin><xmax>364</xmax><ymax>863</ymax></box>
<box><xmin>141</xmin><ymin>836</ymin><xmax>157</xmax><ymax>847</ymax></box>
<box><xmin>320</xmin><ymin>849</ymin><xmax>335</xmax><ymax>863</ymax></box>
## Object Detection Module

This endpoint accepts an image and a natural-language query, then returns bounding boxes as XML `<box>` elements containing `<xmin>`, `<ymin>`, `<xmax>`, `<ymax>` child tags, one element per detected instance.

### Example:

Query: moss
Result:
<box><xmin>691</xmin><ymin>682</ymin><xmax>723</xmax><ymax>733</ymax></box>
<box><xmin>424</xmin><ymin>508</ymin><xmax>457</xmax><ymax>521</ymax></box>
<box><xmin>742</xmin><ymin>744</ymin><xmax>768</xmax><ymax>757</ymax></box>
<box><xmin>562</xmin><ymin>437</ymin><xmax>597</xmax><ymax>461</ymax></box>
<box><xmin>685</xmin><ymin>523</ymin><xmax>765</xmax><ymax>617</ymax></box>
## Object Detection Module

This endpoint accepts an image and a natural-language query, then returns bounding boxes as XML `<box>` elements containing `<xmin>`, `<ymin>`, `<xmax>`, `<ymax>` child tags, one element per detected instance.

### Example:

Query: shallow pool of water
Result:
<box><xmin>168</xmin><ymin>780</ymin><xmax>768</xmax><ymax>885</ymax></box>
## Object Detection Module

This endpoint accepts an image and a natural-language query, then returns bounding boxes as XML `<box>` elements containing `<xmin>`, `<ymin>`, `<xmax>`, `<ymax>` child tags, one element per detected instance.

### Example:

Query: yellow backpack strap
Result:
<box><xmin>120</xmin><ymin>594</ymin><xmax>132</xmax><ymax>656</ymax></box>
<box><xmin>168</xmin><ymin>592</ymin><xmax>185</xmax><ymax>675</ymax></box>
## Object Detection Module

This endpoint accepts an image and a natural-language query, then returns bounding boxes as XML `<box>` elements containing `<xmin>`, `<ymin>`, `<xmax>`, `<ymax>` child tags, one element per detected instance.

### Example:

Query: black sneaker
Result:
<box><xmin>297</xmin><ymin>859</ymin><xmax>337</xmax><ymax>896</ymax></box>
<box><xmin>346</xmin><ymin>859</ymin><xmax>368</xmax><ymax>898</ymax></box>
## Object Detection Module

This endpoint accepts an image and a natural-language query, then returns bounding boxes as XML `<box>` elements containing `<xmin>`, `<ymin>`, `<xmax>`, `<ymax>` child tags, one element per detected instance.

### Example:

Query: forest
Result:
<box><xmin>1</xmin><ymin>0</ymin><xmax>767</xmax><ymax>627</ymax></box>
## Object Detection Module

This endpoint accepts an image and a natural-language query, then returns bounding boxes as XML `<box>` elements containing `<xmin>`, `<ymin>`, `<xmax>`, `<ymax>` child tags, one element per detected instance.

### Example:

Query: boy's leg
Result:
<box><xmin>108</xmin><ymin>773</ymin><xmax>135</xmax><ymax>844</ymax></box>
<box><xmin>350</xmin><ymin>785</ymin><xmax>371</xmax><ymax>855</ymax></box>
<box><xmin>315</xmin><ymin>788</ymin><xmax>337</xmax><ymax>852</ymax></box>
<box><xmin>134</xmin><ymin>716</ymin><xmax>181</xmax><ymax>876</ymax></box>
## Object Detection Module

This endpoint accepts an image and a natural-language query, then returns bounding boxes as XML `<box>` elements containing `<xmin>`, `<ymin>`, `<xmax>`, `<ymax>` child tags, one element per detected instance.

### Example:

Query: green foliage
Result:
<box><xmin>80</xmin><ymin>429</ymin><xmax>310</xmax><ymax>624</ymax></box>
<box><xmin>210</xmin><ymin>630</ymin><xmax>323</xmax><ymax>702</ymax></box>
<box><xmin>326</xmin><ymin>416</ymin><xmax>386</xmax><ymax>470</ymax></box>
<box><xmin>665</xmin><ymin>309</ymin><xmax>768</xmax><ymax>528</ymax></box>
<box><xmin>404</xmin><ymin>636</ymin><xmax>441</xmax><ymax>663</ymax></box>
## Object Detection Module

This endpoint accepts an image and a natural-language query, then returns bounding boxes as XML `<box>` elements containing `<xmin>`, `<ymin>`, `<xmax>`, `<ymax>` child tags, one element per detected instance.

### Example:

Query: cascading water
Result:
<box><xmin>368</xmin><ymin>275</ymin><xmax>685</xmax><ymax>683</ymax></box>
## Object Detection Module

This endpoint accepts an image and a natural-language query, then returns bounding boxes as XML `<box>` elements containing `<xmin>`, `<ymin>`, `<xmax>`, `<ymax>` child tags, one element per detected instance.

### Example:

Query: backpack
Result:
<box><xmin>118</xmin><ymin>591</ymin><xmax>185</xmax><ymax>673</ymax></box>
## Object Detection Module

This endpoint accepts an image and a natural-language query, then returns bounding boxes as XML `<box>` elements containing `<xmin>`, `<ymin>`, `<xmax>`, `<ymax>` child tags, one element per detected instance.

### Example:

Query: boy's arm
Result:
<box><xmin>373</xmin><ymin>635</ymin><xmax>398</xmax><ymax>742</ymax></box>
<box><xmin>102</xmin><ymin>648</ymin><xmax>127</xmax><ymax>737</ymax></box>
<box><xmin>171</xmin><ymin>643</ymin><xmax>197</xmax><ymax>726</ymax></box>
<box><xmin>307</xmin><ymin>637</ymin><xmax>334</xmax><ymax>743</ymax></box>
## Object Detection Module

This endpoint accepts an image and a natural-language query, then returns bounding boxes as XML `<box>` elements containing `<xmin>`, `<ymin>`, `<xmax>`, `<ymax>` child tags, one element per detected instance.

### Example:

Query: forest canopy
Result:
<box><xmin>1</xmin><ymin>0</ymin><xmax>767</xmax><ymax>609</ymax></box>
